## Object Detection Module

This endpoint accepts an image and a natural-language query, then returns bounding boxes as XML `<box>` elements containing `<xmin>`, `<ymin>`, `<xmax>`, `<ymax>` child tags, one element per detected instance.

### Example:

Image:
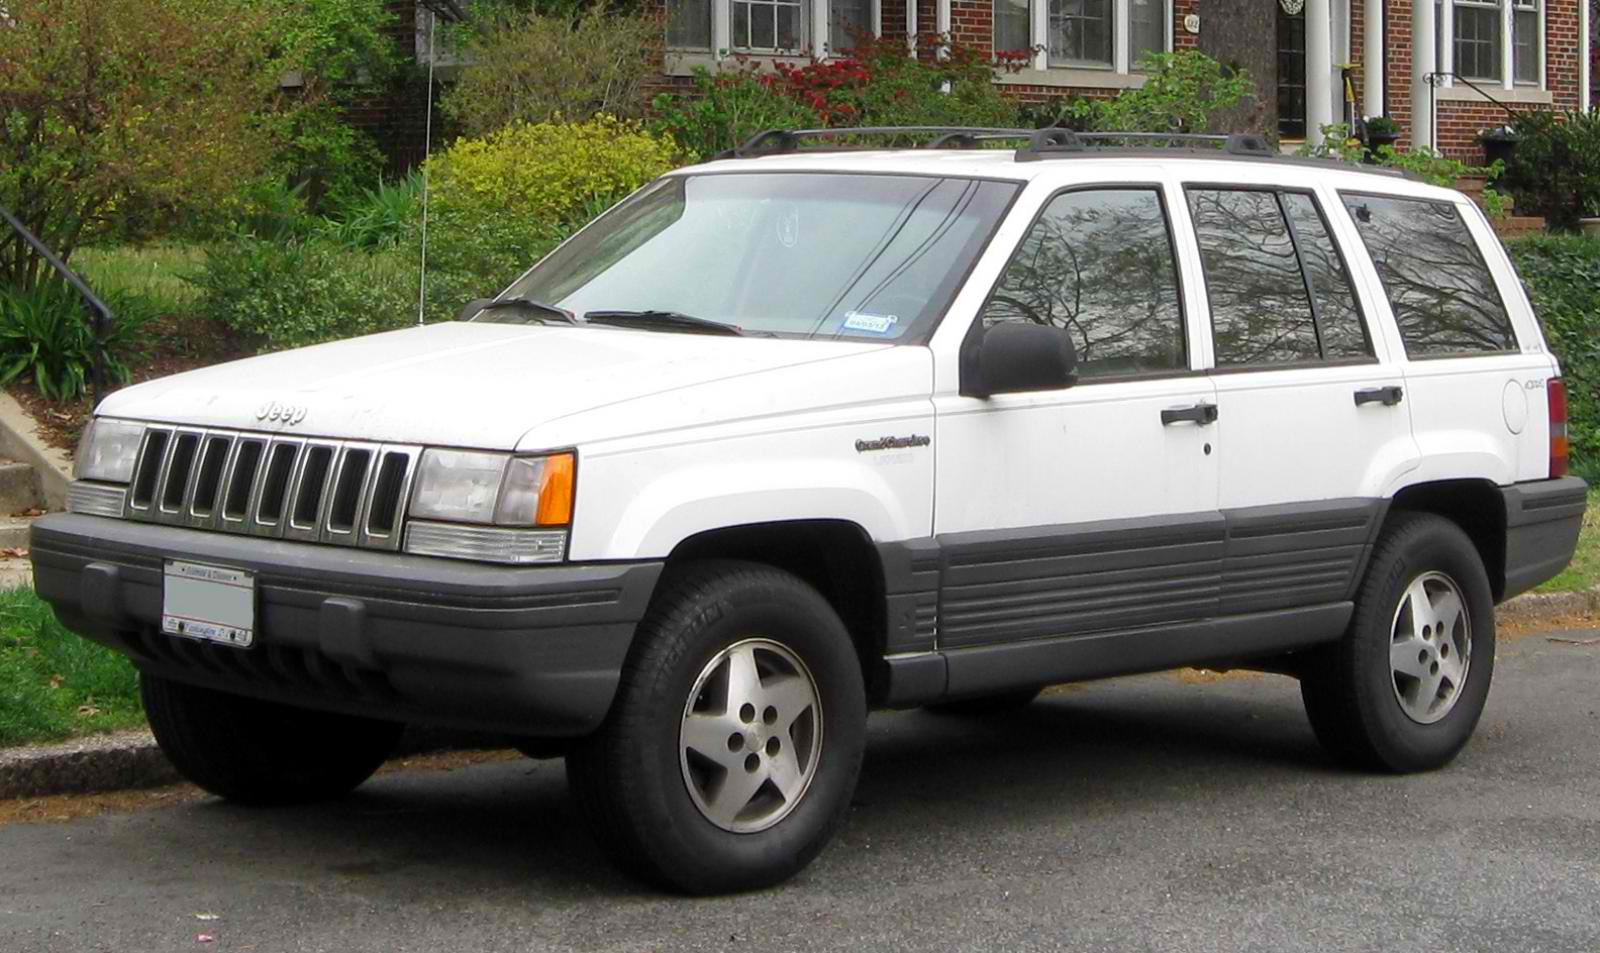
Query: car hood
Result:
<box><xmin>97</xmin><ymin>322</ymin><xmax>895</xmax><ymax>450</ymax></box>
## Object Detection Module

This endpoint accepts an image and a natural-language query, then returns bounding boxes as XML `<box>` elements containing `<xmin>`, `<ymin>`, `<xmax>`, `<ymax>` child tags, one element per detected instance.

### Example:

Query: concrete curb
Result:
<box><xmin>0</xmin><ymin>389</ymin><xmax>72</xmax><ymax>510</ymax></box>
<box><xmin>1497</xmin><ymin>585</ymin><xmax>1600</xmax><ymax>623</ymax></box>
<box><xmin>0</xmin><ymin>725</ymin><xmax>508</xmax><ymax>802</ymax></box>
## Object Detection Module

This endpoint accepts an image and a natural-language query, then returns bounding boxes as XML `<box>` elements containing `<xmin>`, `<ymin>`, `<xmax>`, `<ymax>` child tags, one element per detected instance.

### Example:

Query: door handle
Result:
<box><xmin>1354</xmin><ymin>385</ymin><xmax>1404</xmax><ymax>407</ymax></box>
<box><xmin>1161</xmin><ymin>402</ymin><xmax>1219</xmax><ymax>426</ymax></box>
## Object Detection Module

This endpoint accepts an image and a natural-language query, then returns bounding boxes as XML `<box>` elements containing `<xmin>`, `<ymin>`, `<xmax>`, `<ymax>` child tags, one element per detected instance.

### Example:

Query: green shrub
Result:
<box><xmin>1029</xmin><ymin>52</ymin><xmax>1255</xmax><ymax>134</ymax></box>
<box><xmin>1299</xmin><ymin>123</ymin><xmax>1509</xmax><ymax>218</ymax></box>
<box><xmin>418</xmin><ymin>115</ymin><xmax>679</xmax><ymax>305</ymax></box>
<box><xmin>440</xmin><ymin>8</ymin><xmax>662</xmax><ymax>137</ymax></box>
<box><xmin>653</xmin><ymin>67</ymin><xmax>822</xmax><ymax>161</ymax></box>
<box><xmin>1508</xmin><ymin>235</ymin><xmax>1600</xmax><ymax>478</ymax></box>
<box><xmin>1502</xmin><ymin>110</ymin><xmax>1600</xmax><ymax>231</ymax></box>
<box><xmin>0</xmin><ymin>284</ymin><xmax>154</xmax><ymax>401</ymax></box>
<box><xmin>192</xmin><ymin>238</ymin><xmax>416</xmax><ymax>349</ymax></box>
<box><xmin>322</xmin><ymin>172</ymin><xmax>425</xmax><ymax>250</ymax></box>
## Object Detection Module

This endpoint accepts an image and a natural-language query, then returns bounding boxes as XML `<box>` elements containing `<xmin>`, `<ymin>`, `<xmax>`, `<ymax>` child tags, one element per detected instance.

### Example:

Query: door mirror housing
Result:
<box><xmin>962</xmin><ymin>321</ymin><xmax>1078</xmax><ymax>398</ymax></box>
<box><xmin>457</xmin><ymin>298</ymin><xmax>494</xmax><ymax>322</ymax></box>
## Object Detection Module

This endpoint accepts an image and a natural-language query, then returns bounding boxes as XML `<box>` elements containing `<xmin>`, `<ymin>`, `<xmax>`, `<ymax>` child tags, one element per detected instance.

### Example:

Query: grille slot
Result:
<box><xmin>123</xmin><ymin>426</ymin><xmax>418</xmax><ymax>551</ymax></box>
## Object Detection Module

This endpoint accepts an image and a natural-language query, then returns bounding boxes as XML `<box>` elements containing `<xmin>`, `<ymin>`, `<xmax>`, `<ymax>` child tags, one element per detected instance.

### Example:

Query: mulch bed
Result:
<box><xmin>9</xmin><ymin>315</ymin><xmax>252</xmax><ymax>453</ymax></box>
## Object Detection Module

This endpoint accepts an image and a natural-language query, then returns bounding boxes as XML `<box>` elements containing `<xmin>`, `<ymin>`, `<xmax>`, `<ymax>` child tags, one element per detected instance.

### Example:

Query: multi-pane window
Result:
<box><xmin>994</xmin><ymin>0</ymin><xmax>1032</xmax><ymax>53</ymax></box>
<box><xmin>1049</xmin><ymin>0</ymin><xmax>1113</xmax><ymax>68</ymax></box>
<box><xmin>1188</xmin><ymin>188</ymin><xmax>1372</xmax><ymax>367</ymax></box>
<box><xmin>1000</xmin><ymin>0</ymin><xmax>1169</xmax><ymax>73</ymax></box>
<box><xmin>1341</xmin><ymin>194</ymin><xmax>1517</xmax><ymax>357</ymax></box>
<box><xmin>1454</xmin><ymin>1</ymin><xmax>1501</xmax><ymax>81</ymax></box>
<box><xmin>666</xmin><ymin>0</ymin><xmax>872</xmax><ymax>56</ymax></box>
<box><xmin>829</xmin><ymin>0</ymin><xmax>872</xmax><ymax>50</ymax></box>
<box><xmin>1433</xmin><ymin>0</ymin><xmax>1543</xmax><ymax>86</ymax></box>
<box><xmin>982</xmin><ymin>188</ymin><xmax>1186</xmax><ymax>377</ymax></box>
<box><xmin>668</xmin><ymin>0</ymin><xmax>714</xmax><ymax>49</ymax></box>
<box><xmin>1513</xmin><ymin>0</ymin><xmax>1540</xmax><ymax>84</ymax></box>
<box><xmin>733</xmin><ymin>0</ymin><xmax>809</xmax><ymax>51</ymax></box>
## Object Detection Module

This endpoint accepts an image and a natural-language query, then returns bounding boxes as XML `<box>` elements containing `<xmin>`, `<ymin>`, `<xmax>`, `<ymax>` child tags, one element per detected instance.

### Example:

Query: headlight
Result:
<box><xmin>404</xmin><ymin>449</ymin><xmax>575</xmax><ymax>565</ymax></box>
<box><xmin>408</xmin><ymin>449</ymin><xmax>575</xmax><ymax>526</ymax></box>
<box><xmin>74</xmin><ymin>418</ymin><xmax>145</xmax><ymax>483</ymax></box>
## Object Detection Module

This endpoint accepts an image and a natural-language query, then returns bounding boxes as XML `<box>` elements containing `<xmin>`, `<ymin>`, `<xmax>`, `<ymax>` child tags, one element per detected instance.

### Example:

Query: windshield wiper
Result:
<box><xmin>476</xmin><ymin>296</ymin><xmax>582</xmax><ymax>325</ymax></box>
<box><xmin>583</xmin><ymin>309</ymin><xmax>748</xmax><ymax>337</ymax></box>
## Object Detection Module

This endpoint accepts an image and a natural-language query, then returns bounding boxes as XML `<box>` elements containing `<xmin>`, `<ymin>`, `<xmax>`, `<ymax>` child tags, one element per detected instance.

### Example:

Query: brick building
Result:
<box><xmin>373</xmin><ymin>0</ymin><xmax>1598</xmax><ymax>165</ymax></box>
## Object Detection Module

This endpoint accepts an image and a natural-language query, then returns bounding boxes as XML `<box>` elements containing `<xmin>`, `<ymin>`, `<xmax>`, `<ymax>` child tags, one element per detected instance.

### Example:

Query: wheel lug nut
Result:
<box><xmin>728</xmin><ymin>734</ymin><xmax>744</xmax><ymax>752</ymax></box>
<box><xmin>744</xmin><ymin>753</ymin><xmax>760</xmax><ymax>773</ymax></box>
<box><xmin>763</xmin><ymin>706</ymin><xmax>778</xmax><ymax>725</ymax></box>
<box><xmin>766</xmin><ymin>737</ymin><xmax>780</xmax><ymax>756</ymax></box>
<box><xmin>739</xmin><ymin>703</ymin><xmax>756</xmax><ymax>723</ymax></box>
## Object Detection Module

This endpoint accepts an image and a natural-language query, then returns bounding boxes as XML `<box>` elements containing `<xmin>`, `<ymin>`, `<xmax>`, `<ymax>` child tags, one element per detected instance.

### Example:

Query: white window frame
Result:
<box><xmin>1434</xmin><ymin>0</ymin><xmax>1545</xmax><ymax>91</ymax></box>
<box><xmin>664</xmin><ymin>0</ymin><xmax>881</xmax><ymax>61</ymax></box>
<box><xmin>1003</xmin><ymin>0</ymin><xmax>1170</xmax><ymax>83</ymax></box>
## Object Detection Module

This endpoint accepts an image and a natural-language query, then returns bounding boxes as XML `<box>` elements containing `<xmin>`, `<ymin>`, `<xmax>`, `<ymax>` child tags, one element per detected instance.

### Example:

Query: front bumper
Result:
<box><xmin>30</xmin><ymin>514</ymin><xmax>663</xmax><ymax>737</ymax></box>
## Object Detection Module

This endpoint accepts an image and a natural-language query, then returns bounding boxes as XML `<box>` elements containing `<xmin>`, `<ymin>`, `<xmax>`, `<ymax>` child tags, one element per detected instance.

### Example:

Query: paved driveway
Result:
<box><xmin>2</xmin><ymin>630</ymin><xmax>1597</xmax><ymax>953</ymax></box>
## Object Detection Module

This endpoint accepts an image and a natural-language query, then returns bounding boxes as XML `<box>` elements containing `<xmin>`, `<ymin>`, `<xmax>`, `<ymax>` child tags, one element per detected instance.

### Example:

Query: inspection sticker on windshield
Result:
<box><xmin>843</xmin><ymin>311</ymin><xmax>899</xmax><ymax>335</ymax></box>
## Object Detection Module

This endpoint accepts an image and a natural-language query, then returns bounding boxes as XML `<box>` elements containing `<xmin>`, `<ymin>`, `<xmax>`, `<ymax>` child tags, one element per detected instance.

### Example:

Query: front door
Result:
<box><xmin>933</xmin><ymin>182</ymin><xmax>1221</xmax><ymax>652</ymax></box>
<box><xmin>1278</xmin><ymin>2</ymin><xmax>1307</xmax><ymax>140</ymax></box>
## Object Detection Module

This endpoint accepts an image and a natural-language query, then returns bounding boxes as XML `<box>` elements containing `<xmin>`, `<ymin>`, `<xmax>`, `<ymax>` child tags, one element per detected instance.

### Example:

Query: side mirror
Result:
<box><xmin>457</xmin><ymin>298</ymin><xmax>494</xmax><ymax>322</ymax></box>
<box><xmin>962</xmin><ymin>322</ymin><xmax>1078</xmax><ymax>398</ymax></box>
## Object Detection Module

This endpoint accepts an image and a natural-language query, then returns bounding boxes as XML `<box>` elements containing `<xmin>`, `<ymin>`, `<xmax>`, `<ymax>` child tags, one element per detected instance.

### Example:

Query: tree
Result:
<box><xmin>0</xmin><ymin>0</ymin><xmax>280</xmax><ymax>289</ymax></box>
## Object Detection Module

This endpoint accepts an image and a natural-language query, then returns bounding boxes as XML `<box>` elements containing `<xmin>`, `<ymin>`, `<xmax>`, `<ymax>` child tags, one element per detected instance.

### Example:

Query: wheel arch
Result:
<box><xmin>1387</xmin><ymin>479</ymin><xmax>1509</xmax><ymax>601</ymax></box>
<box><xmin>660</xmin><ymin>519</ymin><xmax>891</xmax><ymax>698</ymax></box>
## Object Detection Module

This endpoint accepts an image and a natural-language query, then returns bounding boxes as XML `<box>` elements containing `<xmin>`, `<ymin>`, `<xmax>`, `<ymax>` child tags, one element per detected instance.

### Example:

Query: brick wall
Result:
<box><xmin>344</xmin><ymin>0</ymin><xmax>441</xmax><ymax>174</ymax></box>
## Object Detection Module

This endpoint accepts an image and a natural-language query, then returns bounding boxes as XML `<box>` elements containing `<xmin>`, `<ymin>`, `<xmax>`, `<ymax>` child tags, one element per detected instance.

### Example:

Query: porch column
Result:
<box><xmin>907</xmin><ymin>0</ymin><xmax>918</xmax><ymax>53</ymax></box>
<box><xmin>1307</xmin><ymin>0</ymin><xmax>1335</xmax><ymax>143</ymax></box>
<box><xmin>1363</xmin><ymin>0</ymin><xmax>1384</xmax><ymax>117</ymax></box>
<box><xmin>1411</xmin><ymin>0</ymin><xmax>1436</xmax><ymax>149</ymax></box>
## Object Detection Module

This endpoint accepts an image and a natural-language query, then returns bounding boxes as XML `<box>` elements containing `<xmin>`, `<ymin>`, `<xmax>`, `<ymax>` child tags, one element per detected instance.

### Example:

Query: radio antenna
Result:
<box><xmin>414</xmin><ymin>0</ymin><xmax>464</xmax><ymax>326</ymax></box>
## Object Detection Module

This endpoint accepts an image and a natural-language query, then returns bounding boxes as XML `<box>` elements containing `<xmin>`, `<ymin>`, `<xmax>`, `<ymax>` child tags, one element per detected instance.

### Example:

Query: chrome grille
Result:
<box><xmin>125</xmin><ymin>426</ymin><xmax>420</xmax><ymax>551</ymax></box>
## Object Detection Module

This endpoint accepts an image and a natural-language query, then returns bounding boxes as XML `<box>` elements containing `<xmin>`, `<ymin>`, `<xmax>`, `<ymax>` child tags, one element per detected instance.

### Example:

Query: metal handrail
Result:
<box><xmin>0</xmin><ymin>203</ymin><xmax>112</xmax><ymax>408</ymax></box>
<box><xmin>1424</xmin><ymin>71</ymin><xmax>1524</xmax><ymax>141</ymax></box>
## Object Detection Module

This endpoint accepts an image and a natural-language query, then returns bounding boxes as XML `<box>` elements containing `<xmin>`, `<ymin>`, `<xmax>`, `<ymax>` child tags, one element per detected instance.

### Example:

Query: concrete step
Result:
<box><xmin>0</xmin><ymin>458</ymin><xmax>42</xmax><ymax>514</ymax></box>
<box><xmin>0</xmin><ymin>514</ymin><xmax>34</xmax><ymax>551</ymax></box>
<box><xmin>0</xmin><ymin>556</ymin><xmax>30</xmax><ymax>591</ymax></box>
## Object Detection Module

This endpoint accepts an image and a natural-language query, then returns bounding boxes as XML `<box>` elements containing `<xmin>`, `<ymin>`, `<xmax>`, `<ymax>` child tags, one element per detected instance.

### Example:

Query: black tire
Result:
<box><xmin>566</xmin><ymin>560</ymin><xmax>866</xmax><ymax>894</ymax></box>
<box><xmin>141</xmin><ymin>674</ymin><xmax>403</xmax><ymax>805</ymax></box>
<box><xmin>924</xmin><ymin>687</ymin><xmax>1042</xmax><ymax>716</ymax></box>
<box><xmin>1299</xmin><ymin>511</ymin><xmax>1496</xmax><ymax>773</ymax></box>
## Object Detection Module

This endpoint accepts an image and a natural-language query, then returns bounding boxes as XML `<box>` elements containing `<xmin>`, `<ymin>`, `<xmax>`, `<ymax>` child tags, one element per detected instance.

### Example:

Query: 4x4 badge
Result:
<box><xmin>256</xmin><ymin>401</ymin><xmax>308</xmax><ymax>426</ymax></box>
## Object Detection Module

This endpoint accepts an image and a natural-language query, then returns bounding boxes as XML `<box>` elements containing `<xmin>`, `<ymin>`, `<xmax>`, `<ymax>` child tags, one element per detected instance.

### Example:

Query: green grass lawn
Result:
<box><xmin>72</xmin><ymin>243</ymin><xmax>205</xmax><ymax>316</ymax></box>
<box><xmin>0</xmin><ymin>587</ymin><xmax>143</xmax><ymax>748</ymax></box>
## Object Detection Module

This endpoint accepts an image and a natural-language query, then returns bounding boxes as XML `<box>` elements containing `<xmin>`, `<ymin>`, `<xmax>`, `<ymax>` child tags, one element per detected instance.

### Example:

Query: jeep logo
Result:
<box><xmin>256</xmin><ymin>401</ymin><xmax>308</xmax><ymax>426</ymax></box>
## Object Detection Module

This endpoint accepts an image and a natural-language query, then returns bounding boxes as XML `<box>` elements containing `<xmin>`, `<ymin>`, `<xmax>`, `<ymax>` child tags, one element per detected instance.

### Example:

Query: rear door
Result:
<box><xmin>1177</xmin><ymin>181</ymin><xmax>1419</xmax><ymax>617</ymax></box>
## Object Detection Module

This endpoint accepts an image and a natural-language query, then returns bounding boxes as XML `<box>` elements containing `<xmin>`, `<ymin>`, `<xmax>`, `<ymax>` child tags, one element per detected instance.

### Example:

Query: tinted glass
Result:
<box><xmin>981</xmin><ymin>188</ymin><xmax>1185</xmax><ymax>377</ymax></box>
<box><xmin>1281</xmin><ymin>192</ymin><xmax>1371</xmax><ymax>359</ymax></box>
<box><xmin>501</xmin><ymin>173</ymin><xmax>1018</xmax><ymax>341</ymax></box>
<box><xmin>666</xmin><ymin>0</ymin><xmax>712</xmax><ymax>48</ymax></box>
<box><xmin>994</xmin><ymin>0</ymin><xmax>1031</xmax><ymax>52</ymax></box>
<box><xmin>1188</xmin><ymin>189</ymin><xmax>1319</xmax><ymax>366</ymax></box>
<box><xmin>1341</xmin><ymin>194</ymin><xmax>1517</xmax><ymax>356</ymax></box>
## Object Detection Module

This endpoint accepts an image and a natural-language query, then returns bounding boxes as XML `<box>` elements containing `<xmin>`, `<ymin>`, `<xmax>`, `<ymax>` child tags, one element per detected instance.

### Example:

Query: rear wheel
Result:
<box><xmin>141</xmin><ymin>674</ymin><xmax>403</xmax><ymax>805</ymax></box>
<box><xmin>1300</xmin><ymin>512</ymin><xmax>1495</xmax><ymax>772</ymax></box>
<box><xmin>566</xmin><ymin>561</ymin><xmax>866</xmax><ymax>894</ymax></box>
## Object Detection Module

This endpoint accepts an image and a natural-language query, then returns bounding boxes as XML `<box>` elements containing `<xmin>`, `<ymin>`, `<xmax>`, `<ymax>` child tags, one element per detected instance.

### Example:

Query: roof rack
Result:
<box><xmin>720</xmin><ymin>125</ymin><xmax>1408</xmax><ymax>176</ymax></box>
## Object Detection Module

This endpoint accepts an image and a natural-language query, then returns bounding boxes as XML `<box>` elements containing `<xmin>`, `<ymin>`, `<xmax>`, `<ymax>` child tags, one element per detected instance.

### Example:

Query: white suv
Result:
<box><xmin>34</xmin><ymin>130</ymin><xmax>1586</xmax><ymax>893</ymax></box>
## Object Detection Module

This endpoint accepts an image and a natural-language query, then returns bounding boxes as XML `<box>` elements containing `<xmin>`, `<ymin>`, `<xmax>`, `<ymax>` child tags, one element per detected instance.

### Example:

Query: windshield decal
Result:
<box><xmin>842</xmin><ymin>311</ymin><xmax>899</xmax><ymax>335</ymax></box>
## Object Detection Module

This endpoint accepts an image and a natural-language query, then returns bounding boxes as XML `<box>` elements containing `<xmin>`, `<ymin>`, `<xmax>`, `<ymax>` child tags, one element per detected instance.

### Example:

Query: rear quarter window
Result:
<box><xmin>1340</xmin><ymin>193</ymin><xmax>1518</xmax><ymax>357</ymax></box>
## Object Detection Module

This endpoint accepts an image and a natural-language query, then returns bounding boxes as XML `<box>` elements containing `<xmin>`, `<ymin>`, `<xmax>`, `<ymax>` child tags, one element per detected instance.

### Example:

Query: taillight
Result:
<box><xmin>1549</xmin><ymin>377</ymin><xmax>1569</xmax><ymax>478</ymax></box>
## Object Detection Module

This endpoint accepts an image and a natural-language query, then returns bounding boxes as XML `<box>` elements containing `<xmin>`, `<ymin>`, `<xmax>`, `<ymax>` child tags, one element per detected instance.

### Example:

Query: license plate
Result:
<box><xmin>162</xmin><ymin>561</ymin><xmax>256</xmax><ymax>648</ymax></box>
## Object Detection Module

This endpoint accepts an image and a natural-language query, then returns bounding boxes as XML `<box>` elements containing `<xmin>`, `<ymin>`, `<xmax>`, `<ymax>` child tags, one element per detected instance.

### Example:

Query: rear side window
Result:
<box><xmin>981</xmin><ymin>187</ymin><xmax>1186</xmax><ymax>378</ymax></box>
<box><xmin>1187</xmin><ymin>188</ymin><xmax>1376</xmax><ymax>367</ymax></box>
<box><xmin>1340</xmin><ymin>194</ymin><xmax>1518</xmax><ymax>357</ymax></box>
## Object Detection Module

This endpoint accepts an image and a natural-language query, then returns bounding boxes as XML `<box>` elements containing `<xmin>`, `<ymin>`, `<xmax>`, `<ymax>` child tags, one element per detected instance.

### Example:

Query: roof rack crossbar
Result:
<box><xmin>1016</xmin><ymin>129</ymin><xmax>1276</xmax><ymax>161</ymax></box>
<box><xmin>728</xmin><ymin>126</ymin><xmax>1043</xmax><ymax>158</ymax></box>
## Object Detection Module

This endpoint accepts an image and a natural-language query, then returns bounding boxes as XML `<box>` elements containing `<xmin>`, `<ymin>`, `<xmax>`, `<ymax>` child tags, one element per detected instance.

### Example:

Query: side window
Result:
<box><xmin>1187</xmin><ymin>187</ymin><xmax>1374</xmax><ymax>367</ymax></box>
<box><xmin>1187</xmin><ymin>188</ymin><xmax>1319</xmax><ymax>366</ymax></box>
<box><xmin>1280</xmin><ymin>193</ymin><xmax>1372</xmax><ymax>360</ymax></box>
<box><xmin>1340</xmin><ymin>194</ymin><xmax>1518</xmax><ymax>357</ymax></box>
<box><xmin>981</xmin><ymin>188</ymin><xmax>1186</xmax><ymax>378</ymax></box>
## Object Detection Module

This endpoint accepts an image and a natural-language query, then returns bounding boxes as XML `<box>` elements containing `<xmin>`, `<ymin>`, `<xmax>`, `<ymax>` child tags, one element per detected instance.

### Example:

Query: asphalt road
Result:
<box><xmin>2</xmin><ymin>630</ymin><xmax>1598</xmax><ymax>953</ymax></box>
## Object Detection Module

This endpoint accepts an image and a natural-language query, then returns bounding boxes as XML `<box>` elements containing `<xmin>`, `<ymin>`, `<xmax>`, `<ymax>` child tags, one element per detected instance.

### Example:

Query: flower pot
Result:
<box><xmin>1363</xmin><ymin>131</ymin><xmax>1399</xmax><ymax>164</ymax></box>
<box><xmin>1478</xmin><ymin>128</ymin><xmax>1519</xmax><ymax>175</ymax></box>
<box><xmin>1580</xmin><ymin>218</ymin><xmax>1600</xmax><ymax>239</ymax></box>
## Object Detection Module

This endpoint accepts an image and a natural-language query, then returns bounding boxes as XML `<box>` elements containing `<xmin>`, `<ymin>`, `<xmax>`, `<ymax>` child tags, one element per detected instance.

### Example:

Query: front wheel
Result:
<box><xmin>1300</xmin><ymin>512</ymin><xmax>1496</xmax><ymax>772</ymax></box>
<box><xmin>141</xmin><ymin>674</ymin><xmax>403</xmax><ymax>804</ymax></box>
<box><xmin>566</xmin><ymin>561</ymin><xmax>866</xmax><ymax>894</ymax></box>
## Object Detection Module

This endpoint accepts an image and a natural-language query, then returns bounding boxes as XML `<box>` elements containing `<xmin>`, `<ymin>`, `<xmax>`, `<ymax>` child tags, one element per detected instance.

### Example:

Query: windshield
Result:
<box><xmin>493</xmin><ymin>173</ymin><xmax>1019</xmax><ymax>342</ymax></box>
